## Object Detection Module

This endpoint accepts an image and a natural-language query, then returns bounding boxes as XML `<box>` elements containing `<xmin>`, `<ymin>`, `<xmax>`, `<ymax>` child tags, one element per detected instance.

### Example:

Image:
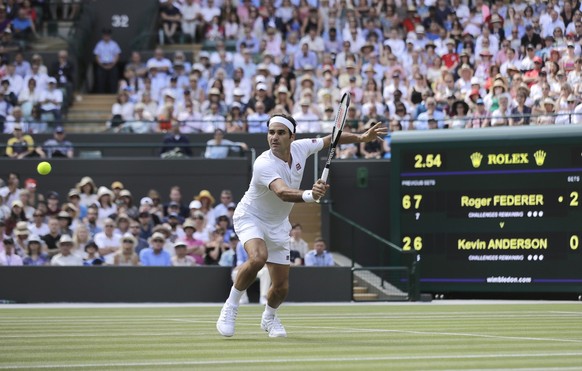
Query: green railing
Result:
<box><xmin>327</xmin><ymin>204</ymin><xmax>420</xmax><ymax>301</ymax></box>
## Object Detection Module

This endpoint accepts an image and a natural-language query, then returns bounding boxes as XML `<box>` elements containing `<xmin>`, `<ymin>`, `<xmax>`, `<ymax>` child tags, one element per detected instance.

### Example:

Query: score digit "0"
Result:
<box><xmin>571</xmin><ymin>235</ymin><xmax>579</xmax><ymax>250</ymax></box>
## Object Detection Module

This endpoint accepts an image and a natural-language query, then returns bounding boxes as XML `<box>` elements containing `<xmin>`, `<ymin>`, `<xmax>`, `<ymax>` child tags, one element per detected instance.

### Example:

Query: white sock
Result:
<box><xmin>226</xmin><ymin>286</ymin><xmax>243</xmax><ymax>306</ymax></box>
<box><xmin>263</xmin><ymin>304</ymin><xmax>277</xmax><ymax>318</ymax></box>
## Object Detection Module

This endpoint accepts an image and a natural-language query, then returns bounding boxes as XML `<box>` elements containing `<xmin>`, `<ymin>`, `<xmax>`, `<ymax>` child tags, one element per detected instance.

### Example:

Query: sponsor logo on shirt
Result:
<box><xmin>296</xmin><ymin>163</ymin><xmax>301</xmax><ymax>171</ymax></box>
<box><xmin>286</xmin><ymin>255</ymin><xmax>290</xmax><ymax>261</ymax></box>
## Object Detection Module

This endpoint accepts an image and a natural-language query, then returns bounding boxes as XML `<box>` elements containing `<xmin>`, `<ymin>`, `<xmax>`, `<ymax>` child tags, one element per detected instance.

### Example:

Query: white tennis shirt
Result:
<box><xmin>235</xmin><ymin>138</ymin><xmax>324</xmax><ymax>226</ymax></box>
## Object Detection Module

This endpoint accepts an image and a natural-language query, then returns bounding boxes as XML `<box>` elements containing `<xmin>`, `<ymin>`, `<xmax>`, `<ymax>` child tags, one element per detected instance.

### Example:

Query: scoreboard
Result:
<box><xmin>390</xmin><ymin>126</ymin><xmax>582</xmax><ymax>295</ymax></box>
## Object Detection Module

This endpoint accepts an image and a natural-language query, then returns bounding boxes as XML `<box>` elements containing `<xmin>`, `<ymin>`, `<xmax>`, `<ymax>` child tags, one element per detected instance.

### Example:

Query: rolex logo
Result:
<box><xmin>534</xmin><ymin>150</ymin><xmax>546</xmax><ymax>166</ymax></box>
<box><xmin>470</xmin><ymin>152</ymin><xmax>483</xmax><ymax>168</ymax></box>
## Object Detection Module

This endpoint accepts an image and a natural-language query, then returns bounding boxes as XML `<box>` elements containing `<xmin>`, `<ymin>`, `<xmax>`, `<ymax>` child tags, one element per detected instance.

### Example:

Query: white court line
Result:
<box><xmin>1</xmin><ymin>352</ymin><xmax>581</xmax><ymax>369</ymax></box>
<box><xmin>294</xmin><ymin>324</ymin><xmax>582</xmax><ymax>344</ymax></box>
<box><xmin>0</xmin><ymin>312</ymin><xmax>580</xmax><ymax>322</ymax></box>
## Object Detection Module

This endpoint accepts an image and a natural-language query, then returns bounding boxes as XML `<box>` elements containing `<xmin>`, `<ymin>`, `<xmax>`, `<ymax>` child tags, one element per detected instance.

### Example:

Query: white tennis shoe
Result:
<box><xmin>261</xmin><ymin>313</ymin><xmax>287</xmax><ymax>338</ymax></box>
<box><xmin>216</xmin><ymin>302</ymin><xmax>238</xmax><ymax>337</ymax></box>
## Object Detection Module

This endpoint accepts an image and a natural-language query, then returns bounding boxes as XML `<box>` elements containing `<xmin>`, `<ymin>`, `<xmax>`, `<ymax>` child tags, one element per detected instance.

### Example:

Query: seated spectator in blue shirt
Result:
<box><xmin>139</xmin><ymin>232</ymin><xmax>172</xmax><ymax>266</ymax></box>
<box><xmin>42</xmin><ymin>126</ymin><xmax>74</xmax><ymax>158</ymax></box>
<box><xmin>304</xmin><ymin>238</ymin><xmax>334</xmax><ymax>267</ymax></box>
<box><xmin>204</xmin><ymin>129</ymin><xmax>248</xmax><ymax>159</ymax></box>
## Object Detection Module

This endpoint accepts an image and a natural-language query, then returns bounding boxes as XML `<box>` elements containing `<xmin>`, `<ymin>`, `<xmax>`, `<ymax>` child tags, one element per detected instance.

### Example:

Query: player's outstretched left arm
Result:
<box><xmin>322</xmin><ymin>122</ymin><xmax>388</xmax><ymax>148</ymax></box>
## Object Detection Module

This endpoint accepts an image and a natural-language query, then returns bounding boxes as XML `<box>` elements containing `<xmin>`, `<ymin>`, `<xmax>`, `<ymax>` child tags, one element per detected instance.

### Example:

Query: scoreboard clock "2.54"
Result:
<box><xmin>390</xmin><ymin>126</ymin><xmax>582</xmax><ymax>296</ymax></box>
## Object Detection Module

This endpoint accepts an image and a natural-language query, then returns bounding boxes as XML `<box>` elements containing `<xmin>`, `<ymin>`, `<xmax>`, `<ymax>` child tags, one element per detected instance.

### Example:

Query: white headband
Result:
<box><xmin>269</xmin><ymin>116</ymin><xmax>295</xmax><ymax>133</ymax></box>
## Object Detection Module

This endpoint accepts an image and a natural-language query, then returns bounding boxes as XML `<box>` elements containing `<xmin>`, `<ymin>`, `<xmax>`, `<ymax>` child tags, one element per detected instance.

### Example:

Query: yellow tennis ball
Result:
<box><xmin>37</xmin><ymin>161</ymin><xmax>52</xmax><ymax>175</ymax></box>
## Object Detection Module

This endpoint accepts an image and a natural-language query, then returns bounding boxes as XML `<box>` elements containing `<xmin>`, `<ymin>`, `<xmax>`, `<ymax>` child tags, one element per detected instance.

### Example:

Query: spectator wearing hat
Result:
<box><xmin>554</xmin><ymin>94</ymin><xmax>577</xmax><ymax>125</ymax></box>
<box><xmin>0</xmin><ymin>27</ymin><xmax>20</xmax><ymax>54</ymax></box>
<box><xmin>491</xmin><ymin>93</ymin><xmax>512</xmax><ymax>126</ymax></box>
<box><xmin>0</xmin><ymin>237</ymin><xmax>23</xmax><ymax>266</ymax></box>
<box><xmin>113</xmin><ymin>233</ymin><xmax>139</xmax><ymax>266</ymax></box>
<box><xmin>83</xmin><ymin>241</ymin><xmax>105</xmax><ymax>266</ymax></box>
<box><xmin>94</xmin><ymin>217</ymin><xmax>121</xmax><ymax>264</ymax></box>
<box><xmin>93</xmin><ymin>28</ymin><xmax>121</xmax><ymax>94</ymax></box>
<box><xmin>180</xmin><ymin>218</ymin><xmax>205</xmax><ymax>265</ymax></box>
<box><xmin>13</xmin><ymin>220</ymin><xmax>30</xmax><ymax>256</ymax></box>
<box><xmin>537</xmin><ymin>97</ymin><xmax>557</xmax><ymax>125</ymax></box>
<box><xmin>23</xmin><ymin>234</ymin><xmax>49</xmax><ymax>266</ymax></box>
<box><xmin>338</xmin><ymin>61</ymin><xmax>362</xmax><ymax>89</ymax></box>
<box><xmin>50</xmin><ymin>234</ymin><xmax>82</xmax><ymax>266</ymax></box>
<box><xmin>5</xmin><ymin>123</ymin><xmax>44</xmax><ymax>159</ymax></box>
<box><xmin>172</xmin><ymin>241</ymin><xmax>196</xmax><ymax>266</ymax></box>
<box><xmin>39</xmin><ymin>76</ymin><xmax>63</xmax><ymax>123</ymax></box>
<box><xmin>76</xmin><ymin>176</ymin><xmax>97</xmax><ymax>208</ymax></box>
<box><xmin>139</xmin><ymin>195</ymin><xmax>162</xmax><ymax>225</ymax></box>
<box><xmin>5</xmin><ymin>107</ymin><xmax>32</xmax><ymax>136</ymax></box>
<box><xmin>117</xmin><ymin>189</ymin><xmax>137</xmax><ymax>220</ymax></box>
<box><xmin>42</xmin><ymin>126</ymin><xmax>73</xmax><ymax>158</ymax></box>
<box><xmin>96</xmin><ymin>186</ymin><xmax>117</xmax><ymax>223</ymax></box>
<box><xmin>293</xmin><ymin>98</ymin><xmax>321</xmax><ymax>133</ymax></box>
<box><xmin>56</xmin><ymin>210</ymin><xmax>73</xmax><ymax>236</ymax></box>
<box><xmin>140</xmin><ymin>232</ymin><xmax>172</xmax><ymax>266</ymax></box>
<box><xmin>3</xmin><ymin>199</ymin><xmax>27</xmax><ymax>236</ymax></box>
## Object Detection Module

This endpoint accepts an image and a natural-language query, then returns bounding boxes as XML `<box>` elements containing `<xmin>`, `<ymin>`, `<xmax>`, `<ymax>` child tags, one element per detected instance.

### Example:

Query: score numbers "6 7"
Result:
<box><xmin>402</xmin><ymin>194</ymin><xmax>423</xmax><ymax>209</ymax></box>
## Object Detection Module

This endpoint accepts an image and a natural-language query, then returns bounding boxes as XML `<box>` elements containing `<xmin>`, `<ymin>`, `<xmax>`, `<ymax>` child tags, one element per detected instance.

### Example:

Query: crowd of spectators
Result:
<box><xmin>0</xmin><ymin>173</ymin><xmax>317</xmax><ymax>267</ymax></box>
<box><xmin>107</xmin><ymin>0</ymin><xmax>582</xmax><ymax>157</ymax></box>
<box><xmin>0</xmin><ymin>48</ymin><xmax>75</xmax><ymax>135</ymax></box>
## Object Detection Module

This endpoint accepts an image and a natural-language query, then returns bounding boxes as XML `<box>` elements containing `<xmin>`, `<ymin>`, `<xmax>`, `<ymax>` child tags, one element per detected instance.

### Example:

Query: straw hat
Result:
<box><xmin>195</xmin><ymin>190</ymin><xmax>215</xmax><ymax>205</ymax></box>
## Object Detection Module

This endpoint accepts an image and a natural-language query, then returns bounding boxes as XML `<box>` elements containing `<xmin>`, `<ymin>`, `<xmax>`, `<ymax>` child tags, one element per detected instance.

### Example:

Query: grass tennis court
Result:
<box><xmin>1</xmin><ymin>302</ymin><xmax>581</xmax><ymax>370</ymax></box>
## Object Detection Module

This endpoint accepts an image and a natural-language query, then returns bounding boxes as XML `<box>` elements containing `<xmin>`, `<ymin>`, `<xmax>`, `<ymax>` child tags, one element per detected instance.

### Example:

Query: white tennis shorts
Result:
<box><xmin>233</xmin><ymin>212</ymin><xmax>291</xmax><ymax>265</ymax></box>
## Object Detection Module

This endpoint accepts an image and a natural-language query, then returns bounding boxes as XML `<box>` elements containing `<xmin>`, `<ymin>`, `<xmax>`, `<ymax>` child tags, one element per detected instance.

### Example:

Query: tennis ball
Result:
<box><xmin>37</xmin><ymin>161</ymin><xmax>52</xmax><ymax>175</ymax></box>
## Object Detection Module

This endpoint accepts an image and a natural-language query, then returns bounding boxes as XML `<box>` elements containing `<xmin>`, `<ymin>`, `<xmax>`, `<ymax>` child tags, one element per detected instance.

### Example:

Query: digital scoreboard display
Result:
<box><xmin>390</xmin><ymin>126</ymin><xmax>582</xmax><ymax>295</ymax></box>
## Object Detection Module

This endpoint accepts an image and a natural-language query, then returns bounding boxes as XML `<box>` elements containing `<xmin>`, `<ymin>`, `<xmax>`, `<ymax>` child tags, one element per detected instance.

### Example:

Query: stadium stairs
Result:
<box><xmin>333</xmin><ymin>253</ymin><xmax>409</xmax><ymax>301</ymax></box>
<box><xmin>66</xmin><ymin>94</ymin><xmax>114</xmax><ymax>133</ymax></box>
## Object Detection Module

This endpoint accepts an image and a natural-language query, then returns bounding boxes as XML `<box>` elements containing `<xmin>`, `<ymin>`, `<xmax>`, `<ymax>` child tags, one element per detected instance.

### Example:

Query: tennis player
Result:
<box><xmin>216</xmin><ymin>114</ymin><xmax>387</xmax><ymax>338</ymax></box>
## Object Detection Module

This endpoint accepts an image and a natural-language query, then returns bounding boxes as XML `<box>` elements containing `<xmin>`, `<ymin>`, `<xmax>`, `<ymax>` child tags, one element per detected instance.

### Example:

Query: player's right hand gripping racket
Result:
<box><xmin>316</xmin><ymin>92</ymin><xmax>350</xmax><ymax>203</ymax></box>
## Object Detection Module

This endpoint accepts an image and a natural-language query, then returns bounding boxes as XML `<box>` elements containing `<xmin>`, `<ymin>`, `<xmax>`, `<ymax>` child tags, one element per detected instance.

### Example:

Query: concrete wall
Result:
<box><xmin>0</xmin><ymin>266</ymin><xmax>352</xmax><ymax>303</ymax></box>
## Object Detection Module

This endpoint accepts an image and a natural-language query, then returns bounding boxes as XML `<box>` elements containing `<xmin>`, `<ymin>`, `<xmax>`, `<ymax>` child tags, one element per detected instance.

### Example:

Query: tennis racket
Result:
<box><xmin>316</xmin><ymin>92</ymin><xmax>350</xmax><ymax>203</ymax></box>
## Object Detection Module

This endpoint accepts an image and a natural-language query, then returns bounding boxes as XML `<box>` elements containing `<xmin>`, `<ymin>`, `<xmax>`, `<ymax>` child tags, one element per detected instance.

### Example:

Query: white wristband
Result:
<box><xmin>302</xmin><ymin>190</ymin><xmax>315</xmax><ymax>203</ymax></box>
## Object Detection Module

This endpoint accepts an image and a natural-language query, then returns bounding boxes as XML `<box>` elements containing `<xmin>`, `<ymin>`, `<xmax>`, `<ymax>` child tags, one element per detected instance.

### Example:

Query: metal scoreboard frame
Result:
<box><xmin>390</xmin><ymin>125</ymin><xmax>582</xmax><ymax>296</ymax></box>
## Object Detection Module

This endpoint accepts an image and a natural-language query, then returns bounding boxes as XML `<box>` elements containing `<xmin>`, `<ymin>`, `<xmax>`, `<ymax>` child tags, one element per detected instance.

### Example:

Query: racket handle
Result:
<box><xmin>315</xmin><ymin>168</ymin><xmax>330</xmax><ymax>204</ymax></box>
<box><xmin>320</xmin><ymin>168</ymin><xmax>329</xmax><ymax>183</ymax></box>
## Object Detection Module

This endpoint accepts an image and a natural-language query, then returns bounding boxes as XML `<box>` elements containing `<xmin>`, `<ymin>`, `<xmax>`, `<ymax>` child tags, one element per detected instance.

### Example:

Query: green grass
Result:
<box><xmin>1</xmin><ymin>303</ymin><xmax>582</xmax><ymax>370</ymax></box>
